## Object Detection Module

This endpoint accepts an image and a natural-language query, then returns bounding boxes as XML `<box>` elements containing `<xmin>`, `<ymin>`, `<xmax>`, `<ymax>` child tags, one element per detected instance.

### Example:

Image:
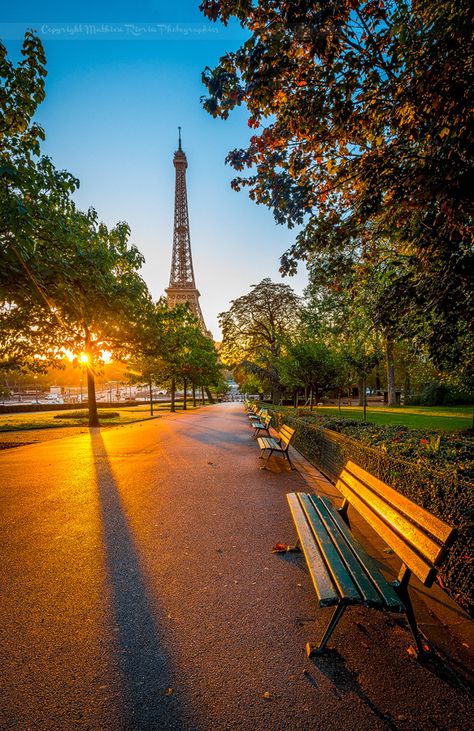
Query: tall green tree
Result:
<box><xmin>0</xmin><ymin>33</ymin><xmax>78</xmax><ymax>302</ymax></box>
<box><xmin>1</xmin><ymin>205</ymin><xmax>150</xmax><ymax>425</ymax></box>
<box><xmin>219</xmin><ymin>278</ymin><xmax>300</xmax><ymax>403</ymax></box>
<box><xmin>278</xmin><ymin>337</ymin><xmax>343</xmax><ymax>409</ymax></box>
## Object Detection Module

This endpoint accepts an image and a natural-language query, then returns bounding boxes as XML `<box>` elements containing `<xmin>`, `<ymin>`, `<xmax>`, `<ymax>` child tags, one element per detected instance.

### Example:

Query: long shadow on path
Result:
<box><xmin>90</xmin><ymin>429</ymin><xmax>194</xmax><ymax>731</ymax></box>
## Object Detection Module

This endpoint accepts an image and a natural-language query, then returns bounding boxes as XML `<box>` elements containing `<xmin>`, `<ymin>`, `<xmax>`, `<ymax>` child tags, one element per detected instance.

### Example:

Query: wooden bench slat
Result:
<box><xmin>339</xmin><ymin>470</ymin><xmax>443</xmax><ymax>566</ymax></box>
<box><xmin>280</xmin><ymin>426</ymin><xmax>295</xmax><ymax>441</ymax></box>
<box><xmin>287</xmin><ymin>494</ymin><xmax>339</xmax><ymax>607</ymax></box>
<box><xmin>298</xmin><ymin>494</ymin><xmax>362</xmax><ymax>603</ymax></box>
<box><xmin>308</xmin><ymin>495</ymin><xmax>389</xmax><ymax>609</ymax></box>
<box><xmin>257</xmin><ymin>436</ymin><xmax>276</xmax><ymax>450</ymax></box>
<box><xmin>346</xmin><ymin>461</ymin><xmax>455</xmax><ymax>549</ymax></box>
<box><xmin>335</xmin><ymin>476</ymin><xmax>436</xmax><ymax>586</ymax></box>
<box><xmin>317</xmin><ymin>495</ymin><xmax>405</xmax><ymax>611</ymax></box>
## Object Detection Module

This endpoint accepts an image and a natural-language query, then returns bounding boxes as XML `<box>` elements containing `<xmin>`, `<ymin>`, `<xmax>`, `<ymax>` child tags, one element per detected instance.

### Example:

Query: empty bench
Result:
<box><xmin>249</xmin><ymin>407</ymin><xmax>267</xmax><ymax>424</ymax></box>
<box><xmin>252</xmin><ymin>412</ymin><xmax>272</xmax><ymax>439</ymax></box>
<box><xmin>287</xmin><ymin>460</ymin><xmax>456</xmax><ymax>658</ymax></box>
<box><xmin>258</xmin><ymin>424</ymin><xmax>296</xmax><ymax>470</ymax></box>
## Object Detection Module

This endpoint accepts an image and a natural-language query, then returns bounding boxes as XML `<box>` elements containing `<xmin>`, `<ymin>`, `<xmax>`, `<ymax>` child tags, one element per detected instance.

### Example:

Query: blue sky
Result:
<box><xmin>3</xmin><ymin>1</ymin><xmax>307</xmax><ymax>337</ymax></box>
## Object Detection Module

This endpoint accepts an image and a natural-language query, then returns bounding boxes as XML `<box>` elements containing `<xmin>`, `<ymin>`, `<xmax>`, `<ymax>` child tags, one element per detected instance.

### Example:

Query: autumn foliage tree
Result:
<box><xmin>201</xmin><ymin>0</ymin><xmax>474</xmax><ymax>373</ymax></box>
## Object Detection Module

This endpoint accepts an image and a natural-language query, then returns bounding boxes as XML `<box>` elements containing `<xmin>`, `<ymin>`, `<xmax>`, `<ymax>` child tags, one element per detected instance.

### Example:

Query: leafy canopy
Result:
<box><xmin>201</xmin><ymin>1</ymin><xmax>474</xmax><ymax>371</ymax></box>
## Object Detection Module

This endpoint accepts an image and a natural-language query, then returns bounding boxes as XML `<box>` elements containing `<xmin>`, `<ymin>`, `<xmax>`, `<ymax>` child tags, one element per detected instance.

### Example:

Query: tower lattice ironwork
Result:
<box><xmin>165</xmin><ymin>129</ymin><xmax>210</xmax><ymax>336</ymax></box>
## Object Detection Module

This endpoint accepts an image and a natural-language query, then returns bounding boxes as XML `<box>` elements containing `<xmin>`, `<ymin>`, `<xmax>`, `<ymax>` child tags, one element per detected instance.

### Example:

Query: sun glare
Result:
<box><xmin>79</xmin><ymin>353</ymin><xmax>89</xmax><ymax>364</ymax></box>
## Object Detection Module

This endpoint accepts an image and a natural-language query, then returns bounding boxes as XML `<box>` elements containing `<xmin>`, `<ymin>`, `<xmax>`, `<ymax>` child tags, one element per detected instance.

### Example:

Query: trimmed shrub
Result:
<box><xmin>54</xmin><ymin>410</ymin><xmax>119</xmax><ymax>420</ymax></box>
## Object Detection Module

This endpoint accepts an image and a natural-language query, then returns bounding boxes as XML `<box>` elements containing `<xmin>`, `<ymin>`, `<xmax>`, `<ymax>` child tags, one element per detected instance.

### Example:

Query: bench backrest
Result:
<box><xmin>278</xmin><ymin>424</ymin><xmax>295</xmax><ymax>449</ymax></box>
<box><xmin>336</xmin><ymin>461</ymin><xmax>456</xmax><ymax>587</ymax></box>
<box><xmin>263</xmin><ymin>413</ymin><xmax>272</xmax><ymax>428</ymax></box>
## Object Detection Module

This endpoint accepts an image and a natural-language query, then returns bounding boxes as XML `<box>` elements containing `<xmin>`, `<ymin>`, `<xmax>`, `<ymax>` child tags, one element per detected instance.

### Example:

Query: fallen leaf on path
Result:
<box><xmin>263</xmin><ymin>691</ymin><xmax>271</xmax><ymax>700</ymax></box>
<box><xmin>165</xmin><ymin>687</ymin><xmax>174</xmax><ymax>696</ymax></box>
<box><xmin>406</xmin><ymin>646</ymin><xmax>416</xmax><ymax>657</ymax></box>
<box><xmin>272</xmin><ymin>542</ymin><xmax>301</xmax><ymax>553</ymax></box>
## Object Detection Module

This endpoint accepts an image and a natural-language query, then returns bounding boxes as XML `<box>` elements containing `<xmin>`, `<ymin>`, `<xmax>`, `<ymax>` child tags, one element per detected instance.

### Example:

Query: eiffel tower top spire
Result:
<box><xmin>165</xmin><ymin>130</ymin><xmax>210</xmax><ymax>336</ymax></box>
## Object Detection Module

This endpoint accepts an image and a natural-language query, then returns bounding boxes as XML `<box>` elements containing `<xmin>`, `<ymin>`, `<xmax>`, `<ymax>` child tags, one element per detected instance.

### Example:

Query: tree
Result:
<box><xmin>201</xmin><ymin>0</ymin><xmax>474</xmax><ymax>372</ymax></box>
<box><xmin>1</xmin><ymin>205</ymin><xmax>150</xmax><ymax>426</ymax></box>
<box><xmin>278</xmin><ymin>337</ymin><xmax>343</xmax><ymax>409</ymax></box>
<box><xmin>0</xmin><ymin>33</ymin><xmax>78</xmax><ymax>303</ymax></box>
<box><xmin>219</xmin><ymin>278</ymin><xmax>300</xmax><ymax>403</ymax></box>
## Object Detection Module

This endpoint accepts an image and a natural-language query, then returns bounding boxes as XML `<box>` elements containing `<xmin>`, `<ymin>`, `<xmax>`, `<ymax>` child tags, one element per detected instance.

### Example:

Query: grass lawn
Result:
<box><xmin>292</xmin><ymin>404</ymin><xmax>473</xmax><ymax>432</ymax></box>
<box><xmin>0</xmin><ymin>401</ymin><xmax>209</xmax><ymax>432</ymax></box>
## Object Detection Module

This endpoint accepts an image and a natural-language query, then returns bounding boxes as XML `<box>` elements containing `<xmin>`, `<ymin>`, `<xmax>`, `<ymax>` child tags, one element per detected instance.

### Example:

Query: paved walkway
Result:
<box><xmin>0</xmin><ymin>403</ymin><xmax>471</xmax><ymax>730</ymax></box>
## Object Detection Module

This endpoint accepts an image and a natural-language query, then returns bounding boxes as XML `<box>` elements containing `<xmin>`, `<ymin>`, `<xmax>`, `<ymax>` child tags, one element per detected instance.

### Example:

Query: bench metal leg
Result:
<box><xmin>306</xmin><ymin>603</ymin><xmax>347</xmax><ymax>657</ymax></box>
<box><xmin>285</xmin><ymin>449</ymin><xmax>295</xmax><ymax>470</ymax></box>
<box><xmin>397</xmin><ymin>585</ymin><xmax>428</xmax><ymax>660</ymax></box>
<box><xmin>260</xmin><ymin>449</ymin><xmax>274</xmax><ymax>469</ymax></box>
<box><xmin>395</xmin><ymin>566</ymin><xmax>429</xmax><ymax>661</ymax></box>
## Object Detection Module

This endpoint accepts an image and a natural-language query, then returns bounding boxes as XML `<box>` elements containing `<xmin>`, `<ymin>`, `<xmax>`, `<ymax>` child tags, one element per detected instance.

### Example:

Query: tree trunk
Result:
<box><xmin>87</xmin><ymin>367</ymin><xmax>99</xmax><ymax>427</ymax></box>
<box><xmin>294</xmin><ymin>390</ymin><xmax>298</xmax><ymax>408</ymax></box>
<box><xmin>404</xmin><ymin>368</ymin><xmax>411</xmax><ymax>405</ymax></box>
<box><xmin>205</xmin><ymin>386</ymin><xmax>214</xmax><ymax>404</ymax></box>
<box><xmin>183</xmin><ymin>378</ymin><xmax>187</xmax><ymax>410</ymax></box>
<box><xmin>358</xmin><ymin>380</ymin><xmax>364</xmax><ymax>406</ymax></box>
<box><xmin>338</xmin><ymin>388</ymin><xmax>342</xmax><ymax>415</ymax></box>
<box><xmin>386</xmin><ymin>338</ymin><xmax>397</xmax><ymax>406</ymax></box>
<box><xmin>362</xmin><ymin>375</ymin><xmax>367</xmax><ymax>422</ymax></box>
<box><xmin>149</xmin><ymin>377</ymin><xmax>154</xmax><ymax>416</ymax></box>
<box><xmin>375</xmin><ymin>370</ymin><xmax>381</xmax><ymax>393</ymax></box>
<box><xmin>192</xmin><ymin>383</ymin><xmax>196</xmax><ymax>408</ymax></box>
<box><xmin>201</xmin><ymin>385</ymin><xmax>205</xmax><ymax>405</ymax></box>
<box><xmin>309</xmin><ymin>387</ymin><xmax>314</xmax><ymax>411</ymax></box>
<box><xmin>170</xmin><ymin>377</ymin><xmax>176</xmax><ymax>412</ymax></box>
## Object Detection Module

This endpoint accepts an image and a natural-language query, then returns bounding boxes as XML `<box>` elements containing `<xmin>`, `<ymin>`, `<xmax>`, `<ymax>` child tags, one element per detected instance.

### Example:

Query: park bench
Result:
<box><xmin>258</xmin><ymin>424</ymin><xmax>296</xmax><ymax>470</ymax></box>
<box><xmin>248</xmin><ymin>407</ymin><xmax>267</xmax><ymax>423</ymax></box>
<box><xmin>252</xmin><ymin>412</ymin><xmax>272</xmax><ymax>439</ymax></box>
<box><xmin>286</xmin><ymin>460</ymin><xmax>456</xmax><ymax>659</ymax></box>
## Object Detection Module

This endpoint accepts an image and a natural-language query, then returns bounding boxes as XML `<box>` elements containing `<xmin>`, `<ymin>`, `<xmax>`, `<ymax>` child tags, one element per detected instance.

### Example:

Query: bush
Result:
<box><xmin>410</xmin><ymin>382</ymin><xmax>474</xmax><ymax>406</ymax></box>
<box><xmin>54</xmin><ymin>410</ymin><xmax>119</xmax><ymax>420</ymax></box>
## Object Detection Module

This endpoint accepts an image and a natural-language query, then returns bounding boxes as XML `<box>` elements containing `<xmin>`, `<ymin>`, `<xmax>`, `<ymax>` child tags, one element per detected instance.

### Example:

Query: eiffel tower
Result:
<box><xmin>165</xmin><ymin>128</ymin><xmax>211</xmax><ymax>337</ymax></box>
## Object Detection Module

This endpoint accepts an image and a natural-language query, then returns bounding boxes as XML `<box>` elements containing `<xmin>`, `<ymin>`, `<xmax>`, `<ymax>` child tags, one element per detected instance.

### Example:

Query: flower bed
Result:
<box><xmin>274</xmin><ymin>407</ymin><xmax>474</xmax><ymax>480</ymax></box>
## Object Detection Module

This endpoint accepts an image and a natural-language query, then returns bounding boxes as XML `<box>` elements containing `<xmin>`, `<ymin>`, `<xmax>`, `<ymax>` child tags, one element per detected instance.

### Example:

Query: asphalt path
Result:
<box><xmin>0</xmin><ymin>403</ymin><xmax>471</xmax><ymax>730</ymax></box>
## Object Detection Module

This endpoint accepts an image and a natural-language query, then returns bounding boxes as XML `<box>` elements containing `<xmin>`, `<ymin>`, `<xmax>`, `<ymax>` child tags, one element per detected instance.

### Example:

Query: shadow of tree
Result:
<box><xmin>90</xmin><ymin>429</ymin><xmax>196</xmax><ymax>730</ymax></box>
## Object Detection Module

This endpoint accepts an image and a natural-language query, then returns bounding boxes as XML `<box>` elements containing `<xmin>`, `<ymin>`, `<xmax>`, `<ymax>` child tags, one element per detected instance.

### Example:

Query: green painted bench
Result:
<box><xmin>287</xmin><ymin>460</ymin><xmax>456</xmax><ymax>659</ymax></box>
<box><xmin>258</xmin><ymin>424</ymin><xmax>296</xmax><ymax>470</ymax></box>
<box><xmin>252</xmin><ymin>412</ymin><xmax>272</xmax><ymax>439</ymax></box>
<box><xmin>248</xmin><ymin>407</ymin><xmax>267</xmax><ymax>423</ymax></box>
